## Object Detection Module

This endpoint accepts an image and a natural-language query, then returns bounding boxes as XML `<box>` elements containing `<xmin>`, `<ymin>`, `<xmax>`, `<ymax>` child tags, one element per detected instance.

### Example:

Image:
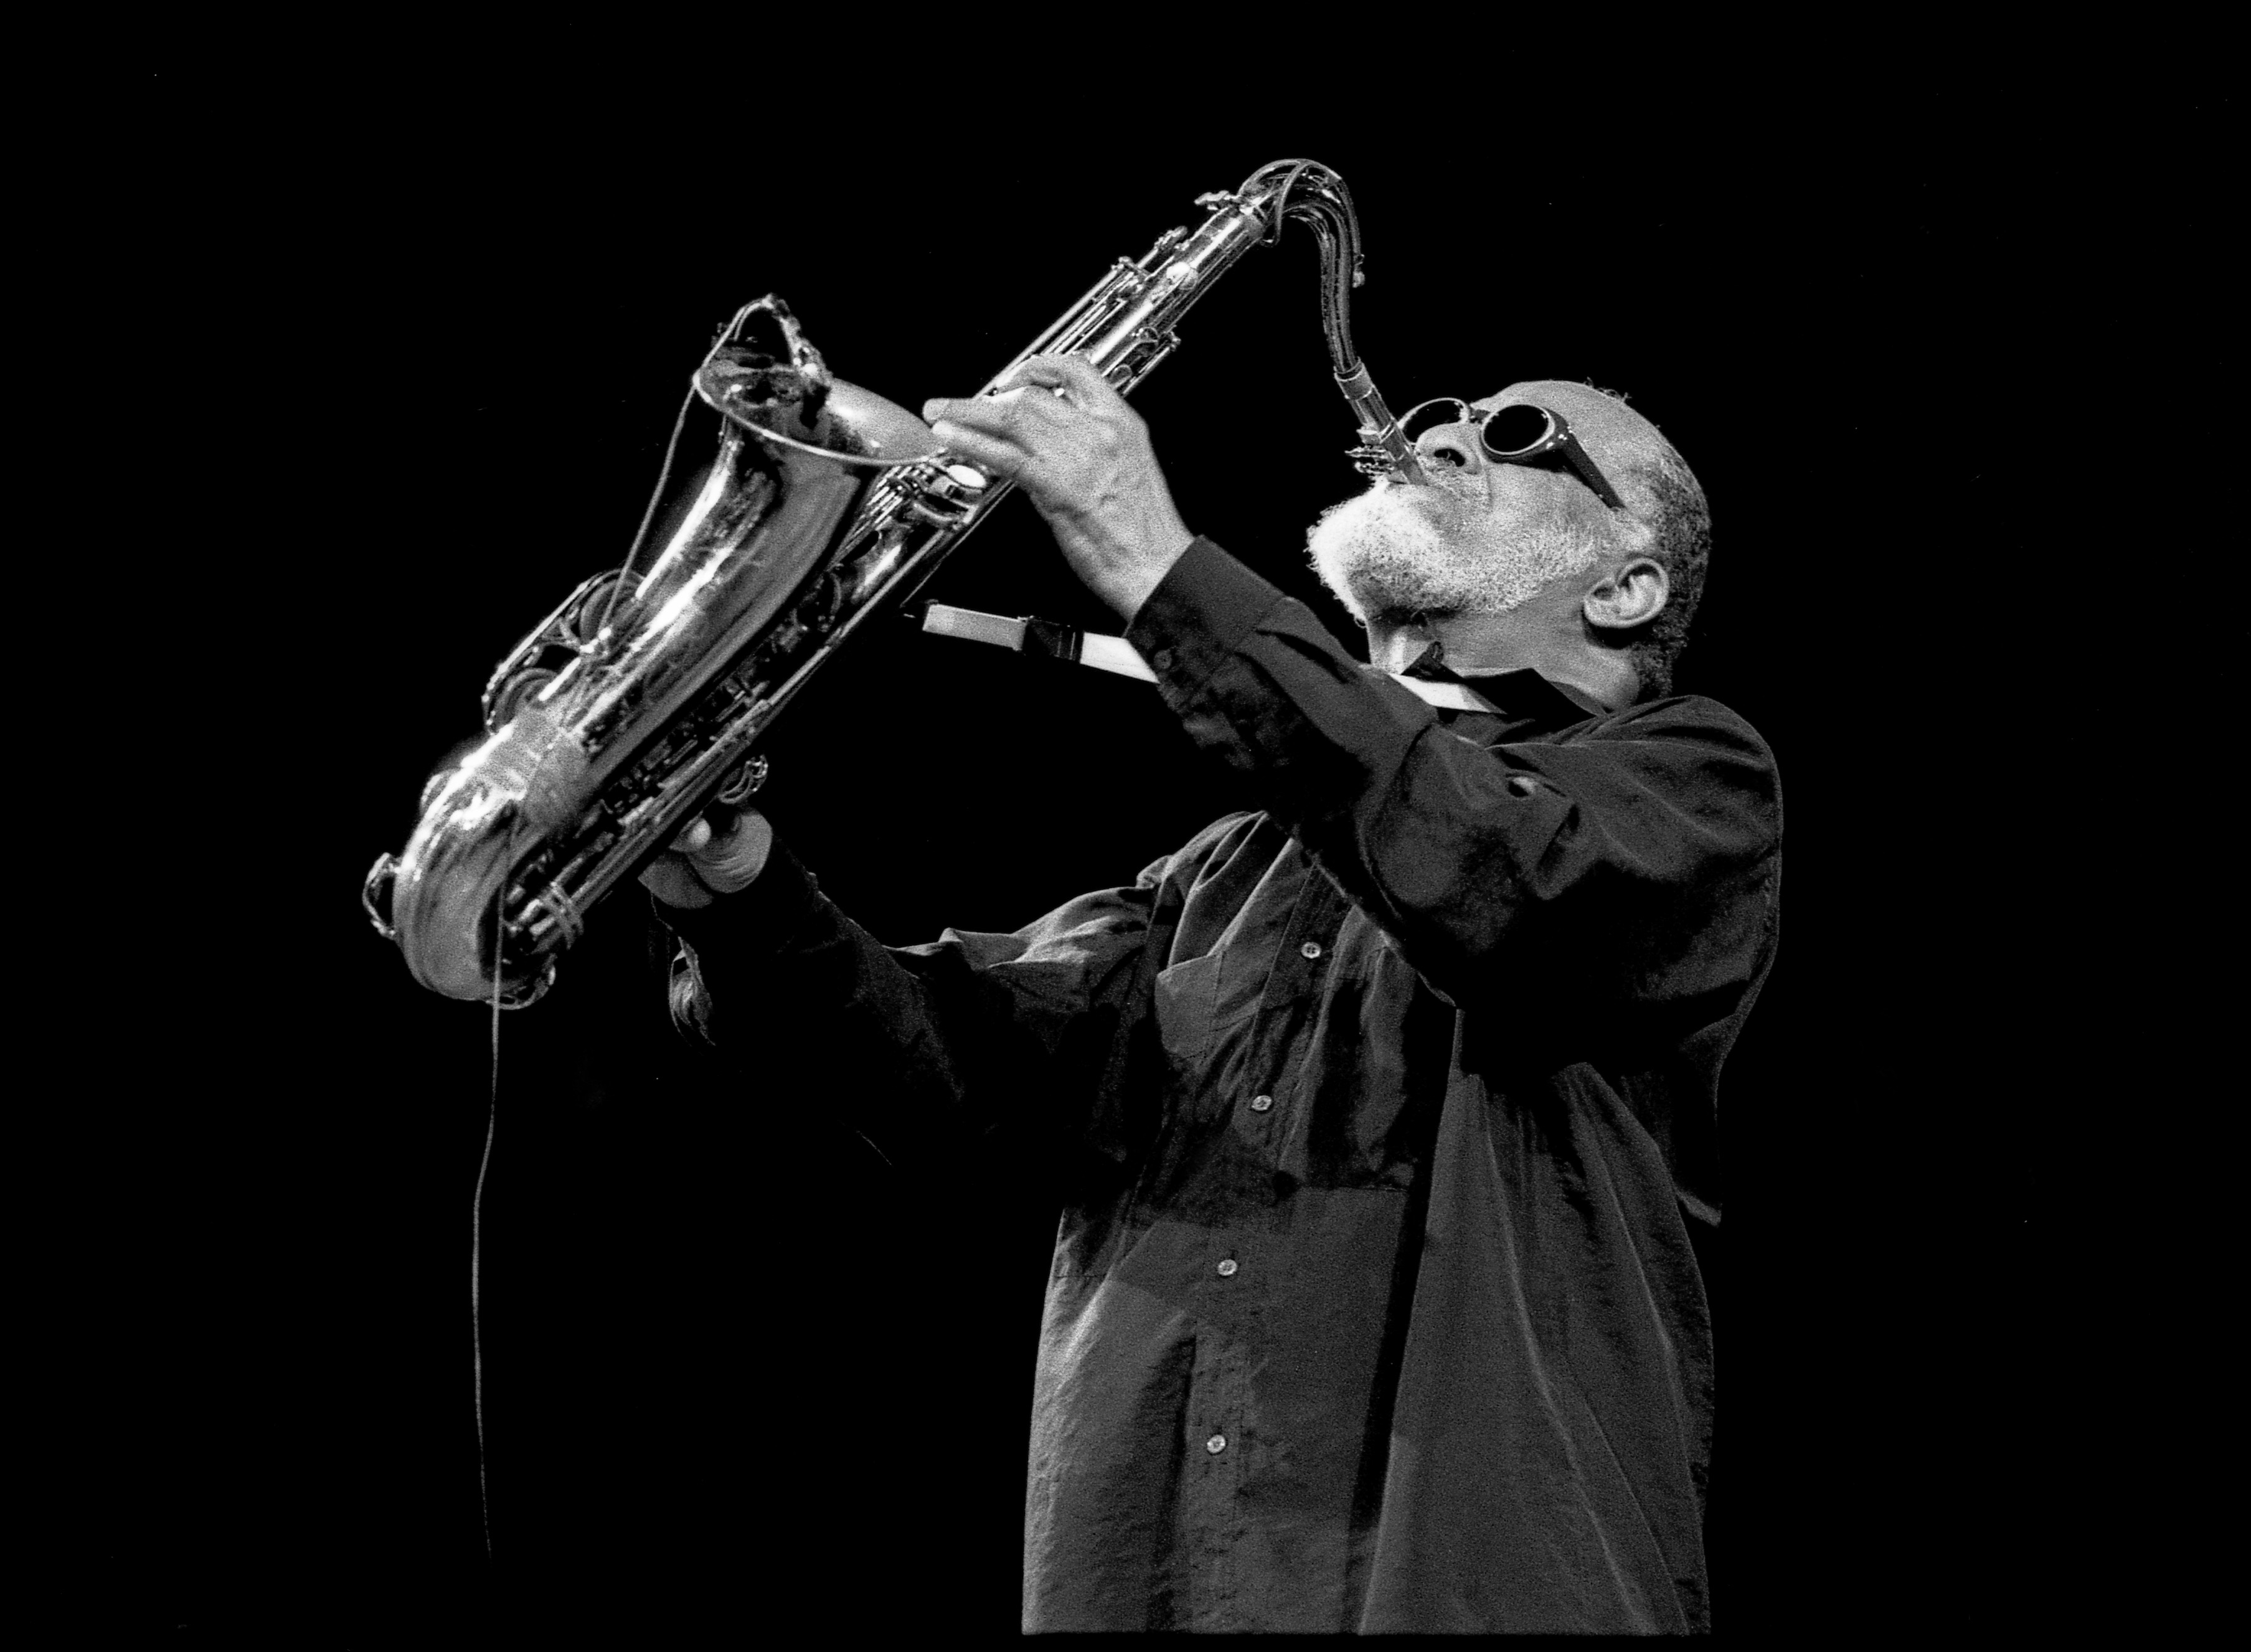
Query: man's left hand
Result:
<box><xmin>923</xmin><ymin>355</ymin><xmax>1193</xmax><ymax>624</ymax></box>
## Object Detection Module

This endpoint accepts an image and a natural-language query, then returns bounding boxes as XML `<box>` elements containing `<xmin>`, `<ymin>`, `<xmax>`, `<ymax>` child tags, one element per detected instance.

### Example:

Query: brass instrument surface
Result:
<box><xmin>366</xmin><ymin>161</ymin><xmax>1418</xmax><ymax>1006</ymax></box>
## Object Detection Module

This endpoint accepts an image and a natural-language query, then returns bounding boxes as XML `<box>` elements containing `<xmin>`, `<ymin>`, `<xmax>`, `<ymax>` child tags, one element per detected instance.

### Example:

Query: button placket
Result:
<box><xmin>1184</xmin><ymin>1321</ymin><xmax>1248</xmax><ymax>1628</ymax></box>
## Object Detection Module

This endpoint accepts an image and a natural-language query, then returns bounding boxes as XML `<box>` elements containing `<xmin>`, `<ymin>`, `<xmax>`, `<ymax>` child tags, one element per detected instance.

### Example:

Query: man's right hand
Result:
<box><xmin>639</xmin><ymin>808</ymin><xmax>774</xmax><ymax>909</ymax></box>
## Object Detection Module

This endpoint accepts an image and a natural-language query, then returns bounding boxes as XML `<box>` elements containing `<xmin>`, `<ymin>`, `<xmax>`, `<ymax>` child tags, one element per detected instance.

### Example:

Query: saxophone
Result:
<box><xmin>362</xmin><ymin>159</ymin><xmax>1422</xmax><ymax>1007</ymax></box>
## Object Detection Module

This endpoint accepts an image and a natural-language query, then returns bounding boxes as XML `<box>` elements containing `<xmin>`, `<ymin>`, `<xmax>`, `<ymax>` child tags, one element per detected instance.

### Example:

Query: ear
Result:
<box><xmin>1583</xmin><ymin>557</ymin><xmax>1669</xmax><ymax>632</ymax></box>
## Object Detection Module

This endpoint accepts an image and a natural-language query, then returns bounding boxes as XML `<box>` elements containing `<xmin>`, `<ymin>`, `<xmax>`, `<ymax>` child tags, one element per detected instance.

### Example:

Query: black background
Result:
<box><xmin>72</xmin><ymin>51</ymin><xmax>2220</xmax><ymax>1643</ymax></box>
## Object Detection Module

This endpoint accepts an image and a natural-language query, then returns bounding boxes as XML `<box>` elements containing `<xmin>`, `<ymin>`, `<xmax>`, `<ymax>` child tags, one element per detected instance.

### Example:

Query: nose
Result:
<box><xmin>1416</xmin><ymin>422</ymin><xmax>1482</xmax><ymax>473</ymax></box>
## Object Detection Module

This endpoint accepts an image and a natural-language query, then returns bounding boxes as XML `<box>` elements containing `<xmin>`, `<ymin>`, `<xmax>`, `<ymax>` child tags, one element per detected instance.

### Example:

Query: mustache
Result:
<box><xmin>1372</xmin><ymin>471</ymin><xmax>1483</xmax><ymax>517</ymax></box>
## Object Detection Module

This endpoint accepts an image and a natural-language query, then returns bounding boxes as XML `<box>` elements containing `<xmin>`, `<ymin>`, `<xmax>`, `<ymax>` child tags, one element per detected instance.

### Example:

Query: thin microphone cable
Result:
<box><xmin>475</xmin><ymin>330</ymin><xmax>706</xmax><ymax>1560</ymax></box>
<box><xmin>594</xmin><ymin>380</ymin><xmax>699</xmax><ymax>640</ymax></box>
<box><xmin>594</xmin><ymin>303</ymin><xmax>761</xmax><ymax>643</ymax></box>
<box><xmin>475</xmin><ymin>309</ymin><xmax>735</xmax><ymax>1560</ymax></box>
<box><xmin>472</xmin><ymin>869</ymin><xmax>508</xmax><ymax>1564</ymax></box>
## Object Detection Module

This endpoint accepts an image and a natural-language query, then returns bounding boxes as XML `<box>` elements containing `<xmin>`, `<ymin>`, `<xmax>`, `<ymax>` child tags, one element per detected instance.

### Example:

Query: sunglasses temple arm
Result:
<box><xmin>1580</xmin><ymin>461</ymin><xmax>1628</xmax><ymax>512</ymax></box>
<box><xmin>1554</xmin><ymin>428</ymin><xmax>1628</xmax><ymax>511</ymax></box>
<box><xmin>1581</xmin><ymin>466</ymin><xmax>1628</xmax><ymax>511</ymax></box>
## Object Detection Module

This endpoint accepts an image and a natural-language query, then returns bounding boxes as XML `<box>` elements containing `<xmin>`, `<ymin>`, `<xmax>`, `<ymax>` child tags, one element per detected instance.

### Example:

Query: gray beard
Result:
<box><xmin>1305</xmin><ymin>479</ymin><xmax>1611</xmax><ymax>625</ymax></box>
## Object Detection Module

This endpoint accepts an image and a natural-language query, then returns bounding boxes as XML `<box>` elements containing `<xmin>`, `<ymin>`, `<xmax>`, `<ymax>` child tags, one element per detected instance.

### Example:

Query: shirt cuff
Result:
<box><xmin>1125</xmin><ymin>535</ymin><xmax>1295</xmax><ymax>707</ymax></box>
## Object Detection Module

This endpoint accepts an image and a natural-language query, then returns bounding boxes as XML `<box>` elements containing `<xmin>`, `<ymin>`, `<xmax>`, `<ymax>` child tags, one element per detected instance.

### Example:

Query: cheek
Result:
<box><xmin>1476</xmin><ymin>468</ymin><xmax>1551</xmax><ymax>532</ymax></box>
<box><xmin>1486</xmin><ymin>468</ymin><xmax>1612</xmax><ymax>543</ymax></box>
<box><xmin>1559</xmin><ymin>485</ymin><xmax>1619</xmax><ymax>541</ymax></box>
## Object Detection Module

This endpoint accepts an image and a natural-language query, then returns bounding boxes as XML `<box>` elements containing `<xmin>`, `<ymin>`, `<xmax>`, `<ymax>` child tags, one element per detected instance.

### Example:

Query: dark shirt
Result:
<box><xmin>658</xmin><ymin>537</ymin><xmax>1782</xmax><ymax>1633</ymax></box>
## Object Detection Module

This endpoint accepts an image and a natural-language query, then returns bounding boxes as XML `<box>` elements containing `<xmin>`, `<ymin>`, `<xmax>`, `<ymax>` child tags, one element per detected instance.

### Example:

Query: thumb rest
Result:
<box><xmin>362</xmin><ymin>159</ymin><xmax>1421</xmax><ymax>1008</ymax></box>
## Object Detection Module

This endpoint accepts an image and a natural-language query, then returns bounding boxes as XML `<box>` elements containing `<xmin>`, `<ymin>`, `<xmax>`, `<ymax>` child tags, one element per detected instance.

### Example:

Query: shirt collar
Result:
<box><xmin>1398</xmin><ymin>642</ymin><xmax>1608</xmax><ymax>728</ymax></box>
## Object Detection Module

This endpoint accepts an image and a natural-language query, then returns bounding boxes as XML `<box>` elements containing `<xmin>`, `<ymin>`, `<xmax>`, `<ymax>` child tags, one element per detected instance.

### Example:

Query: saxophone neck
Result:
<box><xmin>991</xmin><ymin>161</ymin><xmax>1420</xmax><ymax>486</ymax></box>
<box><xmin>1209</xmin><ymin>161</ymin><xmax>1426</xmax><ymax>485</ymax></box>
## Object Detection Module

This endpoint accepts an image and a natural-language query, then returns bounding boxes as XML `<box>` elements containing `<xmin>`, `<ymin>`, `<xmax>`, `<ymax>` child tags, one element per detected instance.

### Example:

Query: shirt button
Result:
<box><xmin>1249</xmin><ymin>1094</ymin><xmax>1273</xmax><ymax>1113</ymax></box>
<box><xmin>1151</xmin><ymin>648</ymin><xmax>1176</xmax><ymax>672</ymax></box>
<box><xmin>1206</xmin><ymin>1433</ymin><xmax>1227</xmax><ymax>1455</ymax></box>
<box><xmin>1300</xmin><ymin>941</ymin><xmax>1323</xmax><ymax>960</ymax></box>
<box><xmin>1216</xmin><ymin>1258</ymin><xmax>1238</xmax><ymax>1277</ymax></box>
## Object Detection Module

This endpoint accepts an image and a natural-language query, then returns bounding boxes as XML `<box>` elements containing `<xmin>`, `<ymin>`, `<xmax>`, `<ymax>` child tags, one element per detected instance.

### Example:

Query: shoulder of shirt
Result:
<box><xmin>1575</xmin><ymin>692</ymin><xmax>1779</xmax><ymax>786</ymax></box>
<box><xmin>1147</xmin><ymin>809</ymin><xmax>1268</xmax><ymax>890</ymax></box>
<box><xmin>1598</xmin><ymin>690</ymin><xmax>1768</xmax><ymax>743</ymax></box>
<box><xmin>1458</xmin><ymin>671</ymin><xmax>1773</xmax><ymax>765</ymax></box>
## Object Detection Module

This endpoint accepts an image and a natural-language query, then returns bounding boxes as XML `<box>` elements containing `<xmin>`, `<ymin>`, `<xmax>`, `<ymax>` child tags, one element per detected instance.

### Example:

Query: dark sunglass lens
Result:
<box><xmin>1480</xmin><ymin>404</ymin><xmax>1554</xmax><ymax>457</ymax></box>
<box><xmin>1399</xmin><ymin>400</ymin><xmax>1470</xmax><ymax>443</ymax></box>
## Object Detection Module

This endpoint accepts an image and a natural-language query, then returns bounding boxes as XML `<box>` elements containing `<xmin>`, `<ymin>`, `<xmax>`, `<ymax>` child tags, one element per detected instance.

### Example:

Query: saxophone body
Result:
<box><xmin>363</xmin><ymin>159</ymin><xmax>1419</xmax><ymax>1008</ymax></box>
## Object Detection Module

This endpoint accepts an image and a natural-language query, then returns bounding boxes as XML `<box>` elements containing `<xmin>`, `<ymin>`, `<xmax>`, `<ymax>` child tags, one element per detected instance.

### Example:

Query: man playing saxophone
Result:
<box><xmin>640</xmin><ymin>354</ymin><xmax>1778</xmax><ymax>1634</ymax></box>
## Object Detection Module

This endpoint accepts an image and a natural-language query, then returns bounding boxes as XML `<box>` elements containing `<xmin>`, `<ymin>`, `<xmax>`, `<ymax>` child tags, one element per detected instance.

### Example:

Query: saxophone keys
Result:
<box><xmin>496</xmin><ymin>958</ymin><xmax>559</xmax><ymax>1011</ymax></box>
<box><xmin>486</xmin><ymin>667</ymin><xmax>556</xmax><ymax>732</ymax></box>
<box><xmin>905</xmin><ymin>462</ymin><xmax>990</xmax><ymax>526</ymax></box>
<box><xmin>362</xmin><ymin>854</ymin><xmax>399</xmax><ymax>941</ymax></box>
<box><xmin>712</xmin><ymin>755</ymin><xmax>770</xmax><ymax>806</ymax></box>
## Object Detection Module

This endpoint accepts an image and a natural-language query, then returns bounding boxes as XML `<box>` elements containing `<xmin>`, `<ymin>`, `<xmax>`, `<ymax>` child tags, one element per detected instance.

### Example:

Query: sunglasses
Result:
<box><xmin>1395</xmin><ymin>399</ymin><xmax>1626</xmax><ymax>511</ymax></box>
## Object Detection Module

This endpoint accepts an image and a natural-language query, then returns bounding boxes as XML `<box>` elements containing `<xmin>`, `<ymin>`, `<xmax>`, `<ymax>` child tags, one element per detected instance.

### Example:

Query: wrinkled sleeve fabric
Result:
<box><xmin>652</xmin><ymin>836</ymin><xmax>1165</xmax><ymax>1170</ymax></box>
<box><xmin>1125</xmin><ymin>536</ymin><xmax>1781</xmax><ymax>1032</ymax></box>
